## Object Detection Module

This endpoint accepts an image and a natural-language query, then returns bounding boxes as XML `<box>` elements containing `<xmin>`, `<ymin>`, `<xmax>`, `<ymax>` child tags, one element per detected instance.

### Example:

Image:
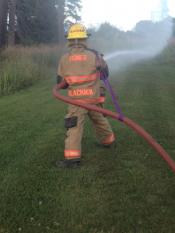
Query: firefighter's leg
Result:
<box><xmin>88</xmin><ymin>106</ymin><xmax>115</xmax><ymax>146</ymax></box>
<box><xmin>64</xmin><ymin>104</ymin><xmax>87</xmax><ymax>161</ymax></box>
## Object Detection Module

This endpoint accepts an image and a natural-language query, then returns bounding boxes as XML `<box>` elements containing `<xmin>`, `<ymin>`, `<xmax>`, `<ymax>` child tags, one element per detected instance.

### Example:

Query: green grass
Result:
<box><xmin>0</xmin><ymin>55</ymin><xmax>175</xmax><ymax>233</ymax></box>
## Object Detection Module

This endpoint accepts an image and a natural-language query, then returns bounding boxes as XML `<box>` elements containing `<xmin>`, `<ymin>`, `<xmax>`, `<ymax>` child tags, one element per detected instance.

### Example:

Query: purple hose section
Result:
<box><xmin>102</xmin><ymin>78</ymin><xmax>124</xmax><ymax>121</ymax></box>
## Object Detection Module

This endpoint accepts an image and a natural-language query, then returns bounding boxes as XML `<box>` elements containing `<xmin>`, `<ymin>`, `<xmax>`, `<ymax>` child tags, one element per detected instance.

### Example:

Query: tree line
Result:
<box><xmin>89</xmin><ymin>18</ymin><xmax>174</xmax><ymax>53</ymax></box>
<box><xmin>0</xmin><ymin>0</ymin><xmax>174</xmax><ymax>50</ymax></box>
<box><xmin>0</xmin><ymin>0</ymin><xmax>81</xmax><ymax>47</ymax></box>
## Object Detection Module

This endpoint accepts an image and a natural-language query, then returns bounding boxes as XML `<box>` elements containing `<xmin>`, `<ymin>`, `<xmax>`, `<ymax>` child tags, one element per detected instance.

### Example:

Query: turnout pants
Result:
<box><xmin>64</xmin><ymin>104</ymin><xmax>115</xmax><ymax>160</ymax></box>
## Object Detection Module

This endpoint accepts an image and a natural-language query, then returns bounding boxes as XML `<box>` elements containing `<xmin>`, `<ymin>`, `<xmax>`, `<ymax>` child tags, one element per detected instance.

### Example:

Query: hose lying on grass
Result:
<box><xmin>53</xmin><ymin>82</ymin><xmax>175</xmax><ymax>174</ymax></box>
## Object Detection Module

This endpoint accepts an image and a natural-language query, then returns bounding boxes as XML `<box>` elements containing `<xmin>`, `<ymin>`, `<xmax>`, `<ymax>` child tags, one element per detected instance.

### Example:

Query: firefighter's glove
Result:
<box><xmin>100</xmin><ymin>66</ymin><xmax>109</xmax><ymax>80</ymax></box>
<box><xmin>57</xmin><ymin>76</ymin><xmax>69</xmax><ymax>89</ymax></box>
<box><xmin>100</xmin><ymin>86</ymin><xmax>106</xmax><ymax>97</ymax></box>
<box><xmin>61</xmin><ymin>81</ymin><xmax>69</xmax><ymax>89</ymax></box>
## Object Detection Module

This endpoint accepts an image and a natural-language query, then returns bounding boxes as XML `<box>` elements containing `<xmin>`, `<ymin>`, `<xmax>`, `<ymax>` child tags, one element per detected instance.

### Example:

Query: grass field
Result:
<box><xmin>0</xmin><ymin>46</ymin><xmax>64</xmax><ymax>96</ymax></box>
<box><xmin>0</xmin><ymin>53</ymin><xmax>175</xmax><ymax>233</ymax></box>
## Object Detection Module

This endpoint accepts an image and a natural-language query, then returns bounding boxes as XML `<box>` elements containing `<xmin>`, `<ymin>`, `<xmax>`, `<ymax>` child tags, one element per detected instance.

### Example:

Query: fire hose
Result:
<box><xmin>53</xmin><ymin>81</ymin><xmax>175</xmax><ymax>174</ymax></box>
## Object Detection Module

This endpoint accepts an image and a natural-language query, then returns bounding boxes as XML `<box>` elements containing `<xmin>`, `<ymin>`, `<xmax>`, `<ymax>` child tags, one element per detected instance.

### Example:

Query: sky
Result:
<box><xmin>81</xmin><ymin>0</ymin><xmax>175</xmax><ymax>31</ymax></box>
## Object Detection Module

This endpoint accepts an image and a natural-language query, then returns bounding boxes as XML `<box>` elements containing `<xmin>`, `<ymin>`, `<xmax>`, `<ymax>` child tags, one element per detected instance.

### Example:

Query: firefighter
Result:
<box><xmin>56</xmin><ymin>23</ymin><xmax>115</xmax><ymax>168</ymax></box>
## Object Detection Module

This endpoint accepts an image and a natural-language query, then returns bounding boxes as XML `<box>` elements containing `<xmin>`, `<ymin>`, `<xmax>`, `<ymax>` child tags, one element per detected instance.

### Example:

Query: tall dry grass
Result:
<box><xmin>0</xmin><ymin>45</ymin><xmax>65</xmax><ymax>96</ymax></box>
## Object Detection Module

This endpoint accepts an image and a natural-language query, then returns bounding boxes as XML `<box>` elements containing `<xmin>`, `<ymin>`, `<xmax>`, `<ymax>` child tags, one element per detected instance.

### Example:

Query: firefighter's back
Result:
<box><xmin>59</xmin><ymin>45</ymin><xmax>103</xmax><ymax>104</ymax></box>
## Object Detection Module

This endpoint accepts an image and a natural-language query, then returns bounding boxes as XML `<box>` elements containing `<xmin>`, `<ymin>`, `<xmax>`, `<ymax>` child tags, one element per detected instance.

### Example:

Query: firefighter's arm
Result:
<box><xmin>98</xmin><ymin>54</ymin><xmax>109</xmax><ymax>80</ymax></box>
<box><xmin>57</xmin><ymin>57</ymin><xmax>69</xmax><ymax>89</ymax></box>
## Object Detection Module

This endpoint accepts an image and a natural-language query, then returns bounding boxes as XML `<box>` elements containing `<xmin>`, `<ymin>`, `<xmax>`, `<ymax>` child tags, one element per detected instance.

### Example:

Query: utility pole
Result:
<box><xmin>8</xmin><ymin>0</ymin><xmax>17</xmax><ymax>46</ymax></box>
<box><xmin>0</xmin><ymin>0</ymin><xmax>8</xmax><ymax>47</ymax></box>
<box><xmin>151</xmin><ymin>0</ymin><xmax>169</xmax><ymax>22</ymax></box>
<box><xmin>57</xmin><ymin>0</ymin><xmax>65</xmax><ymax>45</ymax></box>
<box><xmin>160</xmin><ymin>0</ymin><xmax>169</xmax><ymax>20</ymax></box>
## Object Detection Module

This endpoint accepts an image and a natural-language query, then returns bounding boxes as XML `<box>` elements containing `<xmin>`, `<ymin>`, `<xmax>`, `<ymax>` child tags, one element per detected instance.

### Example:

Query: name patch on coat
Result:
<box><xmin>68</xmin><ymin>89</ymin><xmax>94</xmax><ymax>97</ymax></box>
<box><xmin>69</xmin><ymin>55</ymin><xmax>87</xmax><ymax>62</ymax></box>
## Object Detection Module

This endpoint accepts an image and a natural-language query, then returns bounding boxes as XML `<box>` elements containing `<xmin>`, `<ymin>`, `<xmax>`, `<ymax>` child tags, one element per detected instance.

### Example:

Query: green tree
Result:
<box><xmin>64</xmin><ymin>0</ymin><xmax>81</xmax><ymax>26</ymax></box>
<box><xmin>57</xmin><ymin>0</ymin><xmax>65</xmax><ymax>44</ymax></box>
<box><xmin>16</xmin><ymin>0</ymin><xmax>59</xmax><ymax>44</ymax></box>
<box><xmin>15</xmin><ymin>0</ymin><xmax>81</xmax><ymax>45</ymax></box>
<box><xmin>57</xmin><ymin>0</ymin><xmax>82</xmax><ymax>44</ymax></box>
<box><xmin>95</xmin><ymin>23</ymin><xmax>121</xmax><ymax>40</ymax></box>
<box><xmin>0</xmin><ymin>0</ymin><xmax>8</xmax><ymax>47</ymax></box>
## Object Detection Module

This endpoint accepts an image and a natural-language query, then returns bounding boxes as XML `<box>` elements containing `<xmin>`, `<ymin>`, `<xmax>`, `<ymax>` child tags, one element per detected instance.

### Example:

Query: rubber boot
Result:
<box><xmin>55</xmin><ymin>158</ymin><xmax>81</xmax><ymax>168</ymax></box>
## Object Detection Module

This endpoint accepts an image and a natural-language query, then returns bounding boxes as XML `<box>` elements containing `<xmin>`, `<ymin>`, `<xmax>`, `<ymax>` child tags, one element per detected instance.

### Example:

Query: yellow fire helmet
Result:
<box><xmin>67</xmin><ymin>23</ymin><xmax>89</xmax><ymax>40</ymax></box>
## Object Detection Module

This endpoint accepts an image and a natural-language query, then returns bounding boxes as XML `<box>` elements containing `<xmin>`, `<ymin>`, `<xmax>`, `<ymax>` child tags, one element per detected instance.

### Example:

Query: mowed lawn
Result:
<box><xmin>0</xmin><ymin>60</ymin><xmax>175</xmax><ymax>233</ymax></box>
